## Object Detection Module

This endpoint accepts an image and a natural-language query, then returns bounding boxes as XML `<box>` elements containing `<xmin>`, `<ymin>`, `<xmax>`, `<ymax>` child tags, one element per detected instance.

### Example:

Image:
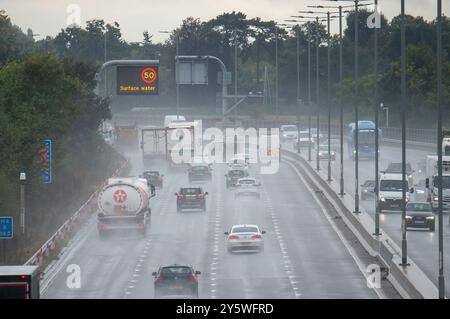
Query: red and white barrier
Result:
<box><xmin>24</xmin><ymin>160</ymin><xmax>130</xmax><ymax>269</ymax></box>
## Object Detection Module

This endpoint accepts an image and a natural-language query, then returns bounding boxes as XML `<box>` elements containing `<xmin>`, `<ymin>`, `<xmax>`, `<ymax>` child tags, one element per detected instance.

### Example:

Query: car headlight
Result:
<box><xmin>416</xmin><ymin>189</ymin><xmax>425</xmax><ymax>194</ymax></box>
<box><xmin>434</xmin><ymin>196</ymin><xmax>439</xmax><ymax>201</ymax></box>
<box><xmin>405</xmin><ymin>215</ymin><xmax>413</xmax><ymax>220</ymax></box>
<box><xmin>405</xmin><ymin>197</ymin><xmax>409</xmax><ymax>202</ymax></box>
<box><xmin>426</xmin><ymin>216</ymin><xmax>435</xmax><ymax>220</ymax></box>
<box><xmin>380</xmin><ymin>197</ymin><xmax>386</xmax><ymax>202</ymax></box>
<box><xmin>353</xmin><ymin>150</ymin><xmax>356</xmax><ymax>154</ymax></box>
<box><xmin>331</xmin><ymin>152</ymin><xmax>335</xmax><ymax>155</ymax></box>
<box><xmin>363</xmin><ymin>190</ymin><xmax>368</xmax><ymax>193</ymax></box>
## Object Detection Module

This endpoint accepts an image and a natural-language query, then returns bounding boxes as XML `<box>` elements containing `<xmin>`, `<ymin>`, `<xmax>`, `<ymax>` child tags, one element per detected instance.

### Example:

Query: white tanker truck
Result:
<box><xmin>97</xmin><ymin>177</ymin><xmax>155</xmax><ymax>238</ymax></box>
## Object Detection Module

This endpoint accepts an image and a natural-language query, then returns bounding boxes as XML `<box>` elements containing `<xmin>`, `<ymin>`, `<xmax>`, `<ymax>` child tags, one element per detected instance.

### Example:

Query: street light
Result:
<box><xmin>301</xmin><ymin>10</ymin><xmax>338</xmax><ymax>181</ymax></box>
<box><xmin>323</xmin><ymin>0</ymin><xmax>372</xmax><ymax>214</ymax></box>
<box><xmin>400</xmin><ymin>0</ymin><xmax>409</xmax><ymax>268</ymax></box>
<box><xmin>160</xmin><ymin>30</ymin><xmax>180</xmax><ymax>120</ymax></box>
<box><xmin>436</xmin><ymin>0</ymin><xmax>445</xmax><ymax>299</ymax></box>
<box><xmin>284</xmin><ymin>17</ymin><xmax>319</xmax><ymax>159</ymax></box>
<box><xmin>19</xmin><ymin>172</ymin><xmax>26</xmax><ymax>235</ymax></box>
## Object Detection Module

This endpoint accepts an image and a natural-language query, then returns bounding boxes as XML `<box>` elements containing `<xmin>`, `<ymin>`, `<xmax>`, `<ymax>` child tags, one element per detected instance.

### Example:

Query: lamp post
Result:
<box><xmin>289</xmin><ymin>17</ymin><xmax>319</xmax><ymax>162</ymax></box>
<box><xmin>374</xmin><ymin>0</ymin><xmax>382</xmax><ymax>236</ymax></box>
<box><xmin>20</xmin><ymin>172</ymin><xmax>26</xmax><ymax>235</ymax></box>
<box><xmin>436</xmin><ymin>0</ymin><xmax>445</xmax><ymax>299</ymax></box>
<box><xmin>400</xmin><ymin>0</ymin><xmax>409</xmax><ymax>267</ymax></box>
<box><xmin>312</xmin><ymin>4</ymin><xmax>351</xmax><ymax>195</ymax></box>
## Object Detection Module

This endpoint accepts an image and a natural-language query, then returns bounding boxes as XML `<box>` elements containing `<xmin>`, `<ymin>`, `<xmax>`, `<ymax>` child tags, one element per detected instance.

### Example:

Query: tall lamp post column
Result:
<box><xmin>436</xmin><ymin>0</ymin><xmax>445</xmax><ymax>299</ymax></box>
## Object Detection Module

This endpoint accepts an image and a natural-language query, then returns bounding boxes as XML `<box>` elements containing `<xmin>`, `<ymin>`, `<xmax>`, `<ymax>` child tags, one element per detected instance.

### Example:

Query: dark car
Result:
<box><xmin>405</xmin><ymin>202</ymin><xmax>435</xmax><ymax>231</ymax></box>
<box><xmin>361</xmin><ymin>180</ymin><xmax>376</xmax><ymax>200</ymax></box>
<box><xmin>225</xmin><ymin>169</ymin><xmax>248</xmax><ymax>188</ymax></box>
<box><xmin>188</xmin><ymin>164</ymin><xmax>212</xmax><ymax>183</ymax></box>
<box><xmin>143</xmin><ymin>170</ymin><xmax>164</xmax><ymax>188</ymax></box>
<box><xmin>175</xmin><ymin>187</ymin><xmax>208</xmax><ymax>212</ymax></box>
<box><xmin>152</xmin><ymin>264</ymin><xmax>201</xmax><ymax>298</ymax></box>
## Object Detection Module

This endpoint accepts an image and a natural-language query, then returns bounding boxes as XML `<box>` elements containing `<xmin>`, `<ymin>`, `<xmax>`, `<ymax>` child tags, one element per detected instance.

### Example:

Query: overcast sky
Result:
<box><xmin>1</xmin><ymin>0</ymin><xmax>449</xmax><ymax>43</ymax></box>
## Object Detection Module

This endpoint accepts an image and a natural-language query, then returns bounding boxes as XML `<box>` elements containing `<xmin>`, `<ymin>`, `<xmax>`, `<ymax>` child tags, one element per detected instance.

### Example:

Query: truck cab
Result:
<box><xmin>425</xmin><ymin>155</ymin><xmax>450</xmax><ymax>212</ymax></box>
<box><xmin>0</xmin><ymin>266</ymin><xmax>40</xmax><ymax>299</ymax></box>
<box><xmin>378</xmin><ymin>173</ymin><xmax>413</xmax><ymax>213</ymax></box>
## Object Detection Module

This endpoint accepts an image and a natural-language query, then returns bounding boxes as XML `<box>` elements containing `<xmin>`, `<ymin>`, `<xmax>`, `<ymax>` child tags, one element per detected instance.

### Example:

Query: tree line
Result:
<box><xmin>0</xmin><ymin>11</ymin><xmax>123</xmax><ymax>263</ymax></box>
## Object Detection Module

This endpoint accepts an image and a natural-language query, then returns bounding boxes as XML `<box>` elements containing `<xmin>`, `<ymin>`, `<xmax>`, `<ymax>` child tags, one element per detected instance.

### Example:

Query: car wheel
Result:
<box><xmin>177</xmin><ymin>205</ymin><xmax>182</xmax><ymax>212</ymax></box>
<box><xmin>227</xmin><ymin>247</ymin><xmax>233</xmax><ymax>253</ymax></box>
<box><xmin>260</xmin><ymin>245</ymin><xmax>264</xmax><ymax>253</ymax></box>
<box><xmin>430</xmin><ymin>224</ymin><xmax>435</xmax><ymax>232</ymax></box>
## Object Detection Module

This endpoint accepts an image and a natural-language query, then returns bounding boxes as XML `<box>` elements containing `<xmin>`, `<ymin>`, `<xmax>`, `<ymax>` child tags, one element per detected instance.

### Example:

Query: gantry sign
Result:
<box><xmin>117</xmin><ymin>65</ymin><xmax>159</xmax><ymax>95</ymax></box>
<box><xmin>95</xmin><ymin>60</ymin><xmax>160</xmax><ymax>96</ymax></box>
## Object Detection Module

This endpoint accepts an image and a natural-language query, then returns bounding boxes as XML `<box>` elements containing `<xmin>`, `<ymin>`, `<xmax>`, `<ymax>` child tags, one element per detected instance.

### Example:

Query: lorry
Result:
<box><xmin>141</xmin><ymin>121</ymin><xmax>199</xmax><ymax>168</ymax></box>
<box><xmin>378</xmin><ymin>173</ymin><xmax>413</xmax><ymax>213</ymax></box>
<box><xmin>115</xmin><ymin>123</ymin><xmax>138</xmax><ymax>150</ymax></box>
<box><xmin>347</xmin><ymin>121</ymin><xmax>381</xmax><ymax>160</ymax></box>
<box><xmin>0</xmin><ymin>266</ymin><xmax>40</xmax><ymax>299</ymax></box>
<box><xmin>97</xmin><ymin>177</ymin><xmax>155</xmax><ymax>238</ymax></box>
<box><xmin>425</xmin><ymin>155</ymin><xmax>450</xmax><ymax>212</ymax></box>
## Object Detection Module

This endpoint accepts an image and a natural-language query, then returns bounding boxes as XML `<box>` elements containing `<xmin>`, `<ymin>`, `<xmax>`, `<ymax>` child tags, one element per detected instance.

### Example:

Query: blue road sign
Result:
<box><xmin>40</xmin><ymin>139</ymin><xmax>52</xmax><ymax>183</ymax></box>
<box><xmin>0</xmin><ymin>217</ymin><xmax>13</xmax><ymax>239</ymax></box>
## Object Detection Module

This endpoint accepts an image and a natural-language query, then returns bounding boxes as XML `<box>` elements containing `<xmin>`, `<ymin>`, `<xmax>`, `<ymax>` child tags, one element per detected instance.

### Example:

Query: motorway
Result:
<box><xmin>41</xmin><ymin>145</ymin><xmax>386</xmax><ymax>299</ymax></box>
<box><xmin>284</xmin><ymin>138</ymin><xmax>450</xmax><ymax>297</ymax></box>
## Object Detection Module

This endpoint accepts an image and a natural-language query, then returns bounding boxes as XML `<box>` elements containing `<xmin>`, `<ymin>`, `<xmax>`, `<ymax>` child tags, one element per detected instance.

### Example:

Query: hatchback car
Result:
<box><xmin>234</xmin><ymin>178</ymin><xmax>261</xmax><ymax>198</ymax></box>
<box><xmin>152</xmin><ymin>264</ymin><xmax>200</xmax><ymax>298</ymax></box>
<box><xmin>143</xmin><ymin>170</ymin><xmax>164</xmax><ymax>188</ymax></box>
<box><xmin>225</xmin><ymin>169</ymin><xmax>248</xmax><ymax>188</ymax></box>
<box><xmin>188</xmin><ymin>164</ymin><xmax>212</xmax><ymax>183</ymax></box>
<box><xmin>175</xmin><ymin>187</ymin><xmax>208</xmax><ymax>211</ymax></box>
<box><xmin>405</xmin><ymin>202</ymin><xmax>435</xmax><ymax>231</ymax></box>
<box><xmin>361</xmin><ymin>180</ymin><xmax>376</xmax><ymax>200</ymax></box>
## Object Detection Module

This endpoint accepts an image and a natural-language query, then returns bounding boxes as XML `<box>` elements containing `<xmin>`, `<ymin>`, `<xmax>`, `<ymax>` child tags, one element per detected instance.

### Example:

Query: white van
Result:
<box><xmin>378</xmin><ymin>173</ymin><xmax>414</xmax><ymax>212</ymax></box>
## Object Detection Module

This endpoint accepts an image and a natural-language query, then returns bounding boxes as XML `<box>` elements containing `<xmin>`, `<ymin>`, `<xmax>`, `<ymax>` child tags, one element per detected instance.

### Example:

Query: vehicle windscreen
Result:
<box><xmin>160</xmin><ymin>267</ymin><xmax>192</xmax><ymax>278</ymax></box>
<box><xmin>239</xmin><ymin>179</ymin><xmax>255</xmax><ymax>185</ymax></box>
<box><xmin>180</xmin><ymin>188</ymin><xmax>201</xmax><ymax>195</ymax></box>
<box><xmin>283</xmin><ymin>126</ymin><xmax>297</xmax><ymax>132</ymax></box>
<box><xmin>319</xmin><ymin>146</ymin><xmax>328</xmax><ymax>151</ymax></box>
<box><xmin>445</xmin><ymin>146</ymin><xmax>450</xmax><ymax>156</ymax></box>
<box><xmin>232</xmin><ymin>227</ymin><xmax>258</xmax><ymax>233</ymax></box>
<box><xmin>229</xmin><ymin>170</ymin><xmax>245</xmax><ymax>178</ymax></box>
<box><xmin>300</xmin><ymin>132</ymin><xmax>309</xmax><ymax>138</ymax></box>
<box><xmin>358</xmin><ymin>130</ymin><xmax>375</xmax><ymax>145</ymax></box>
<box><xmin>144</xmin><ymin>171</ymin><xmax>159</xmax><ymax>177</ymax></box>
<box><xmin>406</xmin><ymin>203</ymin><xmax>432</xmax><ymax>212</ymax></box>
<box><xmin>191</xmin><ymin>166</ymin><xmax>208</xmax><ymax>171</ymax></box>
<box><xmin>380</xmin><ymin>180</ymin><xmax>408</xmax><ymax>192</ymax></box>
<box><xmin>433</xmin><ymin>176</ymin><xmax>450</xmax><ymax>188</ymax></box>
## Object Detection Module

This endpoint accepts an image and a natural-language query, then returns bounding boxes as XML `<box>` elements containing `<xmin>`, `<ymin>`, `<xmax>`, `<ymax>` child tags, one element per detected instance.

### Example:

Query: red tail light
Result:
<box><xmin>196</xmin><ymin>194</ymin><xmax>204</xmax><ymax>200</ymax></box>
<box><xmin>97</xmin><ymin>223</ymin><xmax>107</xmax><ymax>230</ymax></box>
<box><xmin>136</xmin><ymin>223</ymin><xmax>145</xmax><ymax>229</ymax></box>
<box><xmin>157</xmin><ymin>176</ymin><xmax>162</xmax><ymax>181</ymax></box>
<box><xmin>228</xmin><ymin>235</ymin><xmax>240</xmax><ymax>239</ymax></box>
<box><xmin>155</xmin><ymin>276</ymin><xmax>163</xmax><ymax>284</ymax></box>
<box><xmin>177</xmin><ymin>195</ymin><xmax>184</xmax><ymax>200</ymax></box>
<box><xmin>190</xmin><ymin>274</ymin><xmax>197</xmax><ymax>281</ymax></box>
<box><xmin>252</xmin><ymin>234</ymin><xmax>262</xmax><ymax>239</ymax></box>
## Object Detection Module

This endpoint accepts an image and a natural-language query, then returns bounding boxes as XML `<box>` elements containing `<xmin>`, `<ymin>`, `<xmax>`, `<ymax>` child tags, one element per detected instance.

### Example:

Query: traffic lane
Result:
<box><xmin>42</xmin><ymin>177</ymin><xmax>171</xmax><ymax>299</ymax></box>
<box><xmin>261</xmin><ymin>161</ymin><xmax>377</xmax><ymax>298</ymax></box>
<box><xmin>315</xmin><ymin>142</ymin><xmax>450</xmax><ymax>296</ymax></box>
<box><xmin>214</xmin><ymin>163</ymin><xmax>297</xmax><ymax>298</ymax></box>
<box><xmin>126</xmin><ymin>166</ymin><xmax>220</xmax><ymax>299</ymax></box>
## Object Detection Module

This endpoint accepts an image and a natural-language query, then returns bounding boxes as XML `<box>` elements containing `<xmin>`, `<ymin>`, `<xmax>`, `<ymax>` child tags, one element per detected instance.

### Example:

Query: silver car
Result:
<box><xmin>234</xmin><ymin>178</ymin><xmax>261</xmax><ymax>198</ymax></box>
<box><xmin>225</xmin><ymin>224</ymin><xmax>266</xmax><ymax>253</ymax></box>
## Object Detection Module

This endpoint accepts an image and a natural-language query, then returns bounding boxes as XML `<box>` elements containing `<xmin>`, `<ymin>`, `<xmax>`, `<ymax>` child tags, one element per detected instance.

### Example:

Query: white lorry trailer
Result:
<box><xmin>97</xmin><ymin>177</ymin><xmax>155</xmax><ymax>238</ymax></box>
